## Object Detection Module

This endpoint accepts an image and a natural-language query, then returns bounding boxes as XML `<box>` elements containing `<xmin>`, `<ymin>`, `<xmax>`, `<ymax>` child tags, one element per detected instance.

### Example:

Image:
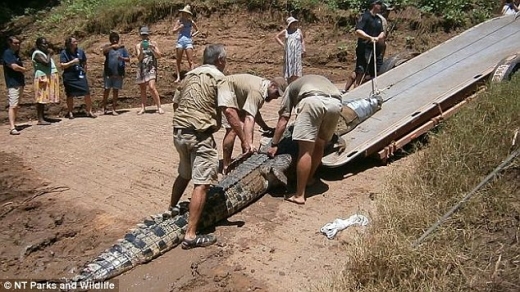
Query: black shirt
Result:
<box><xmin>2</xmin><ymin>48</ymin><xmax>25</xmax><ymax>88</ymax></box>
<box><xmin>355</xmin><ymin>10</ymin><xmax>384</xmax><ymax>46</ymax></box>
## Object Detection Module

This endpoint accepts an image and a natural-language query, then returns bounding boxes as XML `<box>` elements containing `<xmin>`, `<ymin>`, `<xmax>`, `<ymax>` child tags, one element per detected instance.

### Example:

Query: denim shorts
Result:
<box><xmin>176</xmin><ymin>37</ymin><xmax>193</xmax><ymax>50</ymax></box>
<box><xmin>104</xmin><ymin>75</ymin><xmax>123</xmax><ymax>90</ymax></box>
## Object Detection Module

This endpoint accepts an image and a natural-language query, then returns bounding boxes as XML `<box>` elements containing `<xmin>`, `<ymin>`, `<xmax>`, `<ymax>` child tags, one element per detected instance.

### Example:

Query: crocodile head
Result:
<box><xmin>260</xmin><ymin>154</ymin><xmax>292</xmax><ymax>188</ymax></box>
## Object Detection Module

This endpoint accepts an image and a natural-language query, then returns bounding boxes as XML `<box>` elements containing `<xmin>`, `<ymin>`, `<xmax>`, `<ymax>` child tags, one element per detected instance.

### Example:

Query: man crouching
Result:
<box><xmin>267</xmin><ymin>75</ymin><xmax>342</xmax><ymax>205</ymax></box>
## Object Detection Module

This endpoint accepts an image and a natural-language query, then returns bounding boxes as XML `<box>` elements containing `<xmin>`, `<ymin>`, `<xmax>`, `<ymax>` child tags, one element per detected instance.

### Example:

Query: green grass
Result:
<box><xmin>24</xmin><ymin>0</ymin><xmax>499</xmax><ymax>37</ymax></box>
<box><xmin>316</xmin><ymin>76</ymin><xmax>520</xmax><ymax>291</ymax></box>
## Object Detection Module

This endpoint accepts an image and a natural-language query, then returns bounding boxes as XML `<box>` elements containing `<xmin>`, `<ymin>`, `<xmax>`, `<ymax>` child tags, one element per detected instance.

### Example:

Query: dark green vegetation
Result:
<box><xmin>3</xmin><ymin>0</ymin><xmax>499</xmax><ymax>36</ymax></box>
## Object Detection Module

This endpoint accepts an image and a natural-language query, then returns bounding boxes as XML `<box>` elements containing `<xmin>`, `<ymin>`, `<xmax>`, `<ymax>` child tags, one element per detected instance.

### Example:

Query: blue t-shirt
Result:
<box><xmin>104</xmin><ymin>46</ymin><xmax>129</xmax><ymax>77</ymax></box>
<box><xmin>2</xmin><ymin>48</ymin><xmax>25</xmax><ymax>88</ymax></box>
<box><xmin>60</xmin><ymin>49</ymin><xmax>87</xmax><ymax>80</ymax></box>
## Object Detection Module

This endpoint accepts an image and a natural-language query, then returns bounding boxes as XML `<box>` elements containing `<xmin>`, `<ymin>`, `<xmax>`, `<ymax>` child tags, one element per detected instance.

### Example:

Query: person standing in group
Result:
<box><xmin>502</xmin><ymin>0</ymin><xmax>519</xmax><ymax>15</ymax></box>
<box><xmin>59</xmin><ymin>37</ymin><xmax>97</xmax><ymax>119</ymax></box>
<box><xmin>218</xmin><ymin>74</ymin><xmax>286</xmax><ymax>174</ymax></box>
<box><xmin>2</xmin><ymin>36</ymin><xmax>28</xmax><ymax>135</ymax></box>
<box><xmin>31</xmin><ymin>37</ymin><xmax>60</xmax><ymax>125</ymax></box>
<box><xmin>172</xmin><ymin>4</ymin><xmax>199</xmax><ymax>83</ymax></box>
<box><xmin>101</xmin><ymin>32</ymin><xmax>130</xmax><ymax>115</ymax></box>
<box><xmin>275</xmin><ymin>16</ymin><xmax>306</xmax><ymax>84</ymax></box>
<box><xmin>170</xmin><ymin>44</ymin><xmax>227</xmax><ymax>249</ymax></box>
<box><xmin>136</xmin><ymin>26</ymin><xmax>164</xmax><ymax>115</ymax></box>
<box><xmin>343</xmin><ymin>0</ymin><xmax>385</xmax><ymax>92</ymax></box>
<box><xmin>267</xmin><ymin>75</ymin><xmax>342</xmax><ymax>205</ymax></box>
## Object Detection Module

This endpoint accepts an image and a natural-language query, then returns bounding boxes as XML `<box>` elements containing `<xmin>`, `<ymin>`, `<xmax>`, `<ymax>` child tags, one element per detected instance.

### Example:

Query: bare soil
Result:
<box><xmin>0</xmin><ymin>8</ymin><xmax>458</xmax><ymax>292</ymax></box>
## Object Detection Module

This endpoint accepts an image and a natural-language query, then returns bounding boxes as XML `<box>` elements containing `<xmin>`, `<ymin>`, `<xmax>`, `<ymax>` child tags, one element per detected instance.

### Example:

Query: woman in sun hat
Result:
<box><xmin>275</xmin><ymin>16</ymin><xmax>306</xmax><ymax>84</ymax></box>
<box><xmin>172</xmin><ymin>4</ymin><xmax>199</xmax><ymax>82</ymax></box>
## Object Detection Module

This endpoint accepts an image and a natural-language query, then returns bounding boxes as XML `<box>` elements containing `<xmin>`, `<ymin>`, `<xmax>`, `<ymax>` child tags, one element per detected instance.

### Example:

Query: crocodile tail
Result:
<box><xmin>72</xmin><ymin>212</ymin><xmax>189</xmax><ymax>282</ymax></box>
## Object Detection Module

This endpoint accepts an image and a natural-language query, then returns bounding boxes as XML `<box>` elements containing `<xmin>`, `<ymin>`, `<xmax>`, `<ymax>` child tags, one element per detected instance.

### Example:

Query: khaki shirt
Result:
<box><xmin>217</xmin><ymin>74</ymin><xmax>270</xmax><ymax>117</ymax></box>
<box><xmin>173</xmin><ymin>64</ymin><xmax>225</xmax><ymax>132</ymax></box>
<box><xmin>278</xmin><ymin>74</ymin><xmax>342</xmax><ymax>118</ymax></box>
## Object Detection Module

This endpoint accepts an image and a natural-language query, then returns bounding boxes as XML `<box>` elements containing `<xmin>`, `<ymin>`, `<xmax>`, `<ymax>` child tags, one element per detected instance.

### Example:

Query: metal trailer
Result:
<box><xmin>325</xmin><ymin>14</ymin><xmax>520</xmax><ymax>167</ymax></box>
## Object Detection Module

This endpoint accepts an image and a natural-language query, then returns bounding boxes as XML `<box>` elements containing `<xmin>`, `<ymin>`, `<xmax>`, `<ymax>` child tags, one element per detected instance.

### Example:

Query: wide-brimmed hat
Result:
<box><xmin>140</xmin><ymin>26</ymin><xmax>150</xmax><ymax>35</ymax></box>
<box><xmin>271</xmin><ymin>77</ymin><xmax>288</xmax><ymax>96</ymax></box>
<box><xmin>286</xmin><ymin>16</ymin><xmax>298</xmax><ymax>27</ymax></box>
<box><xmin>179</xmin><ymin>5</ymin><xmax>193</xmax><ymax>15</ymax></box>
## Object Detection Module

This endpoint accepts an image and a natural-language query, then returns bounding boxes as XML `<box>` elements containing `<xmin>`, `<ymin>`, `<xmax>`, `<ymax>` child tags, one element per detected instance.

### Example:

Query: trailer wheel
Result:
<box><xmin>490</xmin><ymin>53</ymin><xmax>520</xmax><ymax>82</ymax></box>
<box><xmin>379</xmin><ymin>51</ymin><xmax>419</xmax><ymax>75</ymax></box>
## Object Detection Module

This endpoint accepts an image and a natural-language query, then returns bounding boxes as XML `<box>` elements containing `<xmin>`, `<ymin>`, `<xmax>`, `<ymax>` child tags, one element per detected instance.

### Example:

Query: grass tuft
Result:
<box><xmin>317</xmin><ymin>75</ymin><xmax>520</xmax><ymax>291</ymax></box>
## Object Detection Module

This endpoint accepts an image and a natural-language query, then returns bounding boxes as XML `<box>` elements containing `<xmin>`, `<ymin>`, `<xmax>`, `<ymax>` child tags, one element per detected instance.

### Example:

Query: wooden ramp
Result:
<box><xmin>324</xmin><ymin>15</ymin><xmax>520</xmax><ymax>167</ymax></box>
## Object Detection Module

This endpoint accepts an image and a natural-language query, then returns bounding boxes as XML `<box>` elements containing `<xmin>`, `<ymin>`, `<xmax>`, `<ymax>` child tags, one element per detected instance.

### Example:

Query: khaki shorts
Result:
<box><xmin>7</xmin><ymin>87</ymin><xmax>23</xmax><ymax>108</ymax></box>
<box><xmin>173</xmin><ymin>129</ymin><xmax>218</xmax><ymax>185</ymax></box>
<box><xmin>292</xmin><ymin>95</ymin><xmax>342</xmax><ymax>142</ymax></box>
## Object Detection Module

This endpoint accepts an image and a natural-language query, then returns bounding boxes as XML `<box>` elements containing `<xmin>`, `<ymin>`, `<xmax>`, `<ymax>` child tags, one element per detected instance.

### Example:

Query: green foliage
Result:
<box><xmin>414</xmin><ymin>0</ymin><xmax>497</xmax><ymax>27</ymax></box>
<box><xmin>324</xmin><ymin>0</ymin><xmax>498</xmax><ymax>27</ymax></box>
<box><xmin>10</xmin><ymin>0</ymin><xmax>502</xmax><ymax>41</ymax></box>
<box><xmin>289</xmin><ymin>0</ymin><xmax>320</xmax><ymax>10</ymax></box>
<box><xmin>326</xmin><ymin>0</ymin><xmax>364</xmax><ymax>12</ymax></box>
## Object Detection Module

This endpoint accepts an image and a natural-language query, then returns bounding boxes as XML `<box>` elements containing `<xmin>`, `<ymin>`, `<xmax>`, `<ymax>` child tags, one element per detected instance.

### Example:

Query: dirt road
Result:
<box><xmin>0</xmin><ymin>10</ymin><xmax>442</xmax><ymax>291</ymax></box>
<box><xmin>0</xmin><ymin>96</ymin><xmax>414</xmax><ymax>291</ymax></box>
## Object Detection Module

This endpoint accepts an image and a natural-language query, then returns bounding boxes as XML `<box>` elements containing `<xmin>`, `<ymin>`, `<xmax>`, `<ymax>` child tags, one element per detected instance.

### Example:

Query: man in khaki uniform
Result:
<box><xmin>170</xmin><ymin>44</ymin><xmax>227</xmax><ymax>249</ymax></box>
<box><xmin>267</xmin><ymin>74</ymin><xmax>342</xmax><ymax>205</ymax></box>
<box><xmin>218</xmin><ymin>74</ymin><xmax>287</xmax><ymax>173</ymax></box>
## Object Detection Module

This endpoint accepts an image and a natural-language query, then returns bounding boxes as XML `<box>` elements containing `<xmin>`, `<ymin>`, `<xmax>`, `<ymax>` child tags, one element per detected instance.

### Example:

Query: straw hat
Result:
<box><xmin>286</xmin><ymin>16</ymin><xmax>298</xmax><ymax>28</ymax></box>
<box><xmin>179</xmin><ymin>5</ymin><xmax>193</xmax><ymax>15</ymax></box>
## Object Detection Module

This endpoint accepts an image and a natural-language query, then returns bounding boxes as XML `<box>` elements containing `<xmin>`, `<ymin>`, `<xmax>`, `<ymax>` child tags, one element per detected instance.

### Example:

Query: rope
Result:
<box><xmin>413</xmin><ymin>147</ymin><xmax>520</xmax><ymax>247</ymax></box>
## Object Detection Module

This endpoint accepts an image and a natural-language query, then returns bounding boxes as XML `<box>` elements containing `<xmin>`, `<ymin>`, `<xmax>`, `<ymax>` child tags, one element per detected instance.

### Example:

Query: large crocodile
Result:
<box><xmin>71</xmin><ymin>153</ymin><xmax>292</xmax><ymax>282</ymax></box>
<box><xmin>70</xmin><ymin>94</ymin><xmax>382</xmax><ymax>283</ymax></box>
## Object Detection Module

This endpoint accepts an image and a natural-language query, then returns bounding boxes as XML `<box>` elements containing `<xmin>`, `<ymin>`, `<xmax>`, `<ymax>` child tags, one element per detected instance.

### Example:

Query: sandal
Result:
<box><xmin>9</xmin><ymin>129</ymin><xmax>20</xmax><ymax>135</ymax></box>
<box><xmin>67</xmin><ymin>112</ymin><xmax>74</xmax><ymax>119</ymax></box>
<box><xmin>182</xmin><ymin>234</ymin><xmax>217</xmax><ymax>249</ymax></box>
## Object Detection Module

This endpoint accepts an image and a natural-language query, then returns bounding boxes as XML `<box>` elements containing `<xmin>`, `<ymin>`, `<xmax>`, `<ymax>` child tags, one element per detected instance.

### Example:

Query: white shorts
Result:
<box><xmin>7</xmin><ymin>87</ymin><xmax>23</xmax><ymax>108</ymax></box>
